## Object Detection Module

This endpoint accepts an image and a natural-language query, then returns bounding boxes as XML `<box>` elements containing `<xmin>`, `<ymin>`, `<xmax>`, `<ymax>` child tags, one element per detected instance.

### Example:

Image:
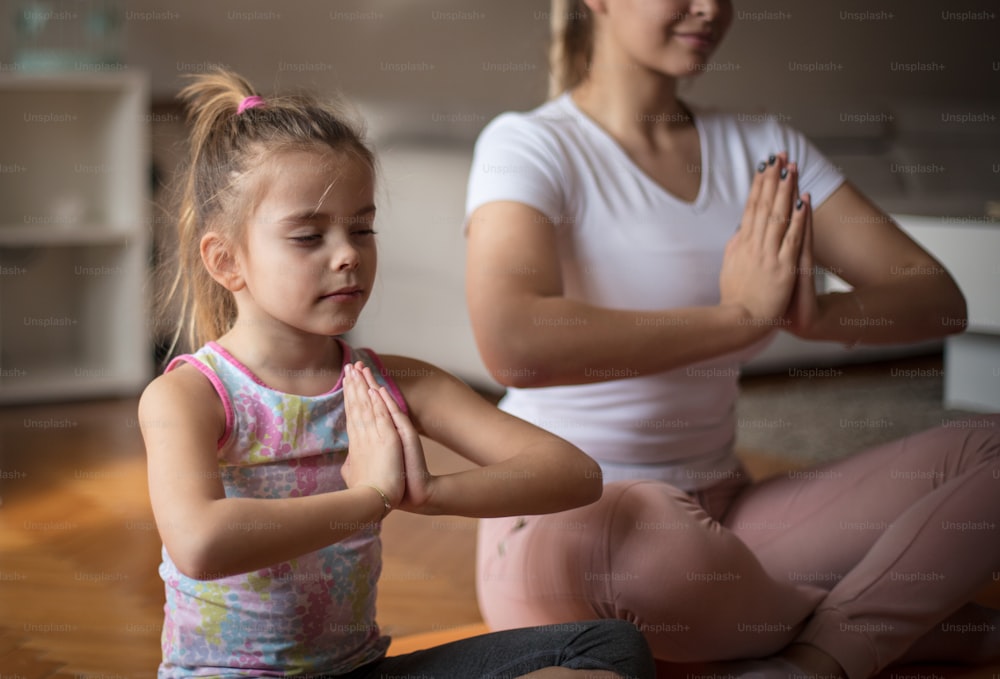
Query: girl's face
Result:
<box><xmin>233</xmin><ymin>148</ymin><xmax>377</xmax><ymax>339</ymax></box>
<box><xmin>588</xmin><ymin>0</ymin><xmax>733</xmax><ymax>79</ymax></box>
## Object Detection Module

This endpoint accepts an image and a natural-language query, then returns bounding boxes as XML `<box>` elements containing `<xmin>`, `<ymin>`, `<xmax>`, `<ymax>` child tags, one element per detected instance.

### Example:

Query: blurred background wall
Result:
<box><xmin>6</xmin><ymin>0</ymin><xmax>992</xmax><ymax>138</ymax></box>
<box><xmin>2</xmin><ymin>0</ymin><xmax>997</xmax><ymax>394</ymax></box>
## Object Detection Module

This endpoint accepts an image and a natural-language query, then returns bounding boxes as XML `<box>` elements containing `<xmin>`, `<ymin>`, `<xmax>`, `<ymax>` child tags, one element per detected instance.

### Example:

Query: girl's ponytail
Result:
<box><xmin>162</xmin><ymin>71</ymin><xmax>257</xmax><ymax>353</ymax></box>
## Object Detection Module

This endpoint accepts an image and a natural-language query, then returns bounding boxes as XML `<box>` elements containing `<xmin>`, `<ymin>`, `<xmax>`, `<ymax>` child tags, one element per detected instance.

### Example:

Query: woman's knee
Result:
<box><xmin>956</xmin><ymin>413</ymin><xmax>1000</xmax><ymax>463</ymax></box>
<box><xmin>476</xmin><ymin>482</ymin><xmax>724</xmax><ymax>628</ymax></box>
<box><xmin>480</xmin><ymin>481</ymin><xmax>821</xmax><ymax>660</ymax></box>
<box><xmin>902</xmin><ymin>413</ymin><xmax>1000</xmax><ymax>479</ymax></box>
<box><xmin>603</xmin><ymin>481</ymin><xmax>760</xmax><ymax>598</ymax></box>
<box><xmin>601</xmin><ymin>482</ymin><xmax>821</xmax><ymax>661</ymax></box>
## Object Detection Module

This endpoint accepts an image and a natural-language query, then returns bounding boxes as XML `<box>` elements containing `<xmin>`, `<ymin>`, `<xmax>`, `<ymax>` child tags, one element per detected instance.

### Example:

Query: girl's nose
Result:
<box><xmin>332</xmin><ymin>243</ymin><xmax>361</xmax><ymax>271</ymax></box>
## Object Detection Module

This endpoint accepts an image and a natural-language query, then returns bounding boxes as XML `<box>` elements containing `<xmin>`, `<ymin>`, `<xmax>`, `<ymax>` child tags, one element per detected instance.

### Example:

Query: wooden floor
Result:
<box><xmin>1</xmin><ymin>392</ymin><xmax>997</xmax><ymax>678</ymax></box>
<box><xmin>0</xmin><ymin>396</ymin><xmax>485</xmax><ymax>678</ymax></box>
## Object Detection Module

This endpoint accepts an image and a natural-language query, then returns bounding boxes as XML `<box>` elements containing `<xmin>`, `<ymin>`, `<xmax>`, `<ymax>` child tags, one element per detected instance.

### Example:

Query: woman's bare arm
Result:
<box><xmin>465</xmin><ymin>157</ymin><xmax>806</xmax><ymax>387</ymax></box>
<box><xmin>790</xmin><ymin>181</ymin><xmax>966</xmax><ymax>344</ymax></box>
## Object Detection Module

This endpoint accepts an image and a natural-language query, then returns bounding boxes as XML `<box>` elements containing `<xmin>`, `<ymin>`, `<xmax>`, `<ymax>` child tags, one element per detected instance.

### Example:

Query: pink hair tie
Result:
<box><xmin>237</xmin><ymin>95</ymin><xmax>265</xmax><ymax>114</ymax></box>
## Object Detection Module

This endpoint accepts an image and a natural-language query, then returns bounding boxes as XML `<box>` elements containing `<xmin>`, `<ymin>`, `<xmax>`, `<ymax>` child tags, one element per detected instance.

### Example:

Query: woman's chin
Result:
<box><xmin>651</xmin><ymin>54</ymin><xmax>717</xmax><ymax>80</ymax></box>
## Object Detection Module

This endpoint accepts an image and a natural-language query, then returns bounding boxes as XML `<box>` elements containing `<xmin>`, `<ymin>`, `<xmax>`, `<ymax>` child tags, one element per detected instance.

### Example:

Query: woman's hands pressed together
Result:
<box><xmin>720</xmin><ymin>152</ymin><xmax>811</xmax><ymax>336</ymax></box>
<box><xmin>782</xmin><ymin>189</ymin><xmax>819</xmax><ymax>337</ymax></box>
<box><xmin>341</xmin><ymin>361</ymin><xmax>436</xmax><ymax>515</ymax></box>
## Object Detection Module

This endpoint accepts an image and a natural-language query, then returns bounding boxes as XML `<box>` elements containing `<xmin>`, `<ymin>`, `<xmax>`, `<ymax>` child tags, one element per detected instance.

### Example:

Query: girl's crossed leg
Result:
<box><xmin>335</xmin><ymin>619</ymin><xmax>654</xmax><ymax>678</ymax></box>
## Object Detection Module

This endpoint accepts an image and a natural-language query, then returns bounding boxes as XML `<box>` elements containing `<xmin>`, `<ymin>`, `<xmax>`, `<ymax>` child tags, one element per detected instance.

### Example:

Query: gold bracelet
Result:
<box><xmin>845</xmin><ymin>292</ymin><xmax>866</xmax><ymax>349</ymax></box>
<box><xmin>362</xmin><ymin>484</ymin><xmax>392</xmax><ymax>521</ymax></box>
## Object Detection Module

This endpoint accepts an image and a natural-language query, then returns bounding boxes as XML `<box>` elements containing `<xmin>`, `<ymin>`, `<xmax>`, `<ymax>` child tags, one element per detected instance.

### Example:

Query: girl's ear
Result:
<box><xmin>201</xmin><ymin>232</ymin><xmax>246</xmax><ymax>292</ymax></box>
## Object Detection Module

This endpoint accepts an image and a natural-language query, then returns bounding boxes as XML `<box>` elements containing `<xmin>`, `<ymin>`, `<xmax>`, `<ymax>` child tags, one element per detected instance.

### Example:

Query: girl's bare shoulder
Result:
<box><xmin>138</xmin><ymin>362</ymin><xmax>226</xmax><ymax>442</ymax></box>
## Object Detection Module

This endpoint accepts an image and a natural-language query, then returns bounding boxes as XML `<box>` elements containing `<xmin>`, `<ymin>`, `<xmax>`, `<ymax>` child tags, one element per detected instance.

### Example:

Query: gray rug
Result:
<box><xmin>735</xmin><ymin>355</ymin><xmax>984</xmax><ymax>467</ymax></box>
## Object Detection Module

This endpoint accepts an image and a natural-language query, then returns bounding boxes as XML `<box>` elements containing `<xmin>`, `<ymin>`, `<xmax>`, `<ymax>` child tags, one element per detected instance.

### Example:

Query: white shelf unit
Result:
<box><xmin>895</xmin><ymin>214</ymin><xmax>1000</xmax><ymax>412</ymax></box>
<box><xmin>0</xmin><ymin>72</ymin><xmax>152</xmax><ymax>404</ymax></box>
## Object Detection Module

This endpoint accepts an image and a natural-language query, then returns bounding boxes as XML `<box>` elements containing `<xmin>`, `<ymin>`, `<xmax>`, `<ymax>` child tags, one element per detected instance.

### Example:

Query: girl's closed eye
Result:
<box><xmin>348</xmin><ymin>213</ymin><xmax>378</xmax><ymax>238</ymax></box>
<box><xmin>290</xmin><ymin>233</ymin><xmax>323</xmax><ymax>246</ymax></box>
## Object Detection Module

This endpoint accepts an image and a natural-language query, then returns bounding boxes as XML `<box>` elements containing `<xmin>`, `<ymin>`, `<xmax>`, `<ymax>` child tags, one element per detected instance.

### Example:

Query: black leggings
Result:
<box><xmin>334</xmin><ymin>619</ymin><xmax>654</xmax><ymax>679</ymax></box>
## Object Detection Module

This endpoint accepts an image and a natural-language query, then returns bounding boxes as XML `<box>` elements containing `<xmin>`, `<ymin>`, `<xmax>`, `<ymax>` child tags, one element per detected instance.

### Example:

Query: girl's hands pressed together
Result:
<box><xmin>341</xmin><ymin>362</ymin><xmax>406</xmax><ymax>509</ymax></box>
<box><xmin>354</xmin><ymin>365</ymin><xmax>437</xmax><ymax>512</ymax></box>
<box><xmin>719</xmin><ymin>153</ymin><xmax>808</xmax><ymax>334</ymax></box>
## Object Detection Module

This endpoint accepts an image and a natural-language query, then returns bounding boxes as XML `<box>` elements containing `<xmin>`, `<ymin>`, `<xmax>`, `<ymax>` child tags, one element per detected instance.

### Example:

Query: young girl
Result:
<box><xmin>464</xmin><ymin>1</ymin><xmax>1000</xmax><ymax>678</ymax></box>
<box><xmin>137</xmin><ymin>70</ymin><xmax>654</xmax><ymax>679</ymax></box>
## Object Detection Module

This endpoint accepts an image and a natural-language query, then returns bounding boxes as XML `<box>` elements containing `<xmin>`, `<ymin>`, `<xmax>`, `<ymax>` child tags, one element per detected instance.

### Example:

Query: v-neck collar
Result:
<box><xmin>560</xmin><ymin>92</ymin><xmax>710</xmax><ymax>212</ymax></box>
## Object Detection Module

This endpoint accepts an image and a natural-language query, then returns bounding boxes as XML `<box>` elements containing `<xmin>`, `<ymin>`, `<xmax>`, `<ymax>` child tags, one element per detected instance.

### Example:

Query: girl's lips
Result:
<box><xmin>320</xmin><ymin>289</ymin><xmax>363</xmax><ymax>301</ymax></box>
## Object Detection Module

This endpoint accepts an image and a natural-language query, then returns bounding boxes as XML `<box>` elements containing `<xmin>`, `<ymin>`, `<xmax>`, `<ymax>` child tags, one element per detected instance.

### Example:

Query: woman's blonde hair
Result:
<box><xmin>548</xmin><ymin>0</ymin><xmax>594</xmax><ymax>98</ymax></box>
<box><xmin>159</xmin><ymin>70</ymin><xmax>374</xmax><ymax>355</ymax></box>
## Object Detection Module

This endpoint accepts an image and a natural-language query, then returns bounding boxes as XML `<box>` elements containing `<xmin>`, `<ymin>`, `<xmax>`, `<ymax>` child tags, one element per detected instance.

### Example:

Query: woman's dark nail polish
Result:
<box><xmin>757</xmin><ymin>161</ymin><xmax>767</xmax><ymax>173</ymax></box>
<box><xmin>768</xmin><ymin>154</ymin><xmax>776</xmax><ymax>165</ymax></box>
<box><xmin>780</xmin><ymin>168</ymin><xmax>789</xmax><ymax>180</ymax></box>
<box><xmin>796</xmin><ymin>198</ymin><xmax>804</xmax><ymax>210</ymax></box>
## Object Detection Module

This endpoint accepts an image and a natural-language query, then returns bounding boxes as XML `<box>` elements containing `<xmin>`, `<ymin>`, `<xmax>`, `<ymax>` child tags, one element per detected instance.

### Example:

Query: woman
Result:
<box><xmin>463</xmin><ymin>1</ymin><xmax>1000</xmax><ymax>677</ymax></box>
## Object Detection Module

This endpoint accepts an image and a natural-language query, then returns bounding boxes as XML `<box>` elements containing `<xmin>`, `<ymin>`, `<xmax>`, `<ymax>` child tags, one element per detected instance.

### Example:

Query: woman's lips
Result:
<box><xmin>674</xmin><ymin>33</ymin><xmax>715</xmax><ymax>51</ymax></box>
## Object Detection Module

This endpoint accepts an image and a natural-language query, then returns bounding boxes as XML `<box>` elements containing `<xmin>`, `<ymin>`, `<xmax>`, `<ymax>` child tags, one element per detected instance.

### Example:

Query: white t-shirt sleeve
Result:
<box><xmin>464</xmin><ymin>113</ymin><xmax>567</xmax><ymax>227</ymax></box>
<box><xmin>772</xmin><ymin>121</ymin><xmax>846</xmax><ymax>208</ymax></box>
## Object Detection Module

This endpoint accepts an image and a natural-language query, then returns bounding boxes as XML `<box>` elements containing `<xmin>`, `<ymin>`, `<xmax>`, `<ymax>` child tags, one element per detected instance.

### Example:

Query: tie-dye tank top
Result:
<box><xmin>158</xmin><ymin>339</ymin><xmax>406</xmax><ymax>677</ymax></box>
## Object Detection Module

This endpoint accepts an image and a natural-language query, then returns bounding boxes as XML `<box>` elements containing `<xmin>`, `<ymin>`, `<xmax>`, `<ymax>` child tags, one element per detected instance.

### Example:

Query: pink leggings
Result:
<box><xmin>476</xmin><ymin>416</ymin><xmax>1000</xmax><ymax>678</ymax></box>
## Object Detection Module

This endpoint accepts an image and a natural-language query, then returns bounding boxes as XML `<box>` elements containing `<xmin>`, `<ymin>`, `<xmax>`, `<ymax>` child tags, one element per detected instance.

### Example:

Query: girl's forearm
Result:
<box><xmin>808</xmin><ymin>275</ymin><xmax>966</xmax><ymax>345</ymax></box>
<box><xmin>417</xmin><ymin>443</ymin><xmax>602</xmax><ymax>517</ymax></box>
<box><xmin>170</xmin><ymin>485</ymin><xmax>387</xmax><ymax>580</ymax></box>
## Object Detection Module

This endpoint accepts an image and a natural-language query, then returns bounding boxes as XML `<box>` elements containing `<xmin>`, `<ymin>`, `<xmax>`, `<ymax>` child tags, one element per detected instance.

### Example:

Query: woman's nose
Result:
<box><xmin>690</xmin><ymin>0</ymin><xmax>723</xmax><ymax>20</ymax></box>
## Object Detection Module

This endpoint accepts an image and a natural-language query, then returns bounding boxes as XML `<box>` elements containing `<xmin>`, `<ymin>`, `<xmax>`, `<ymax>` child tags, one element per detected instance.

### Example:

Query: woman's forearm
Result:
<box><xmin>807</xmin><ymin>273</ymin><xmax>967</xmax><ymax>346</ymax></box>
<box><xmin>805</xmin><ymin>182</ymin><xmax>968</xmax><ymax>346</ymax></box>
<box><xmin>477</xmin><ymin>295</ymin><xmax>768</xmax><ymax>388</ymax></box>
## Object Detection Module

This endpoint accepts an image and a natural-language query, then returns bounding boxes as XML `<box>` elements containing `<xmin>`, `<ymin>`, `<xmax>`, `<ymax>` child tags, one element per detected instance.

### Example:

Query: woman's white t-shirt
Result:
<box><xmin>465</xmin><ymin>93</ymin><xmax>845</xmax><ymax>491</ymax></box>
